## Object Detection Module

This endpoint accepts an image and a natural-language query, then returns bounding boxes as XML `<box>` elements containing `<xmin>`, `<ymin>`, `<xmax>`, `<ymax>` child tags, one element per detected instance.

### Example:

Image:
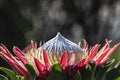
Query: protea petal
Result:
<box><xmin>97</xmin><ymin>39</ymin><xmax>110</xmax><ymax>55</ymax></box>
<box><xmin>68</xmin><ymin>53</ymin><xmax>75</xmax><ymax>66</ymax></box>
<box><xmin>87</xmin><ymin>44</ymin><xmax>100</xmax><ymax>63</ymax></box>
<box><xmin>100</xmin><ymin>42</ymin><xmax>120</xmax><ymax>64</ymax></box>
<box><xmin>0</xmin><ymin>52</ymin><xmax>18</xmax><ymax>68</ymax></box>
<box><xmin>16</xmin><ymin>61</ymin><xmax>29</xmax><ymax>74</ymax></box>
<box><xmin>13</xmin><ymin>46</ymin><xmax>29</xmax><ymax>64</ymax></box>
<box><xmin>0</xmin><ymin>46</ymin><xmax>7</xmax><ymax>53</ymax></box>
<box><xmin>95</xmin><ymin>48</ymin><xmax>110</xmax><ymax>65</ymax></box>
<box><xmin>76</xmin><ymin>59</ymin><xmax>86</xmax><ymax>68</ymax></box>
<box><xmin>60</xmin><ymin>51</ymin><xmax>68</xmax><ymax>70</ymax></box>
<box><xmin>0</xmin><ymin>52</ymin><xmax>28</xmax><ymax>77</ymax></box>
<box><xmin>16</xmin><ymin>63</ymin><xmax>30</xmax><ymax>79</ymax></box>
<box><xmin>31</xmin><ymin>40</ymin><xmax>37</xmax><ymax>49</ymax></box>
<box><xmin>83</xmin><ymin>39</ymin><xmax>88</xmax><ymax>50</ymax></box>
<box><xmin>0</xmin><ymin>44</ymin><xmax>16</xmax><ymax>61</ymax></box>
<box><xmin>43</xmin><ymin>49</ymin><xmax>51</xmax><ymax>70</ymax></box>
<box><xmin>99</xmin><ymin>58</ymin><xmax>109</xmax><ymax>65</ymax></box>
<box><xmin>34</xmin><ymin>58</ymin><xmax>47</xmax><ymax>76</ymax></box>
<box><xmin>71</xmin><ymin>59</ymin><xmax>86</xmax><ymax>76</ymax></box>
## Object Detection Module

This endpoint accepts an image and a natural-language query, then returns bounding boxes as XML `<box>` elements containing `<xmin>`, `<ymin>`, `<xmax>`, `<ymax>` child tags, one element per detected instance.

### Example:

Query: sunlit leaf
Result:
<box><xmin>20</xmin><ymin>76</ymin><xmax>26</xmax><ymax>80</ymax></box>
<box><xmin>0</xmin><ymin>67</ymin><xmax>19</xmax><ymax>80</ymax></box>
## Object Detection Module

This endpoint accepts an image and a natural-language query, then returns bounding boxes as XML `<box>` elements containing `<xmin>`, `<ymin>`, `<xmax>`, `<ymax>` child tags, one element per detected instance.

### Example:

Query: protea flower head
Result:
<box><xmin>0</xmin><ymin>33</ymin><xmax>120</xmax><ymax>80</ymax></box>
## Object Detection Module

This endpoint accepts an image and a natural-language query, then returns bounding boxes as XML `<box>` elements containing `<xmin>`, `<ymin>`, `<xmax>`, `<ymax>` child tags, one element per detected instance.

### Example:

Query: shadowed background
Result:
<box><xmin>0</xmin><ymin>0</ymin><xmax>120</xmax><ymax>50</ymax></box>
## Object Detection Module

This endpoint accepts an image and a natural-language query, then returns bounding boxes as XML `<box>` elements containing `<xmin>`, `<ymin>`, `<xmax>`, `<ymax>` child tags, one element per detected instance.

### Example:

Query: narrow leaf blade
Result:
<box><xmin>25</xmin><ymin>63</ymin><xmax>36</xmax><ymax>80</ymax></box>
<box><xmin>0</xmin><ymin>67</ymin><xmax>18</xmax><ymax>80</ymax></box>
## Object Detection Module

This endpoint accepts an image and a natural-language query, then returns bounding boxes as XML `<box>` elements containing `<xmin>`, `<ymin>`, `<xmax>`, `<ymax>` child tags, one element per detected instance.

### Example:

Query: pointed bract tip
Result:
<box><xmin>57</xmin><ymin>32</ymin><xmax>61</xmax><ymax>35</ymax></box>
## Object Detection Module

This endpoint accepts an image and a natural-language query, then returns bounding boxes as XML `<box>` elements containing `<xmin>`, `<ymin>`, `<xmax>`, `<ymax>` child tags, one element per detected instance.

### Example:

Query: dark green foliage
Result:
<box><xmin>0</xmin><ymin>67</ymin><xmax>19</xmax><ymax>80</ymax></box>
<box><xmin>72</xmin><ymin>71</ymin><xmax>82</xmax><ymax>80</ymax></box>
<box><xmin>47</xmin><ymin>63</ymin><xmax>67</xmax><ymax>80</ymax></box>
<box><xmin>106</xmin><ymin>62</ymin><xmax>120</xmax><ymax>80</ymax></box>
<box><xmin>0</xmin><ymin>74</ymin><xmax>8</xmax><ymax>80</ymax></box>
<box><xmin>25</xmin><ymin>63</ymin><xmax>36</xmax><ymax>80</ymax></box>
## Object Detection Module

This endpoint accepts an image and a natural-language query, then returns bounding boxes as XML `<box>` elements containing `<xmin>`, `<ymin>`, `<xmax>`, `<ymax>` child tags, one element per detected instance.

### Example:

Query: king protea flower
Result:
<box><xmin>0</xmin><ymin>33</ymin><xmax>120</xmax><ymax>80</ymax></box>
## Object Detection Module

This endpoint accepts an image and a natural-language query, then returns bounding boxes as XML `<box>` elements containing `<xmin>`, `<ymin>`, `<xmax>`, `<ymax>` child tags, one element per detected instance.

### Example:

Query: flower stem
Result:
<box><xmin>91</xmin><ymin>64</ymin><xmax>97</xmax><ymax>80</ymax></box>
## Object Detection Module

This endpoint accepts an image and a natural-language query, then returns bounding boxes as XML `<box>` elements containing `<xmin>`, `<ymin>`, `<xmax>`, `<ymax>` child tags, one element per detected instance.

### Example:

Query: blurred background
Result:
<box><xmin>0</xmin><ymin>0</ymin><xmax>120</xmax><ymax>50</ymax></box>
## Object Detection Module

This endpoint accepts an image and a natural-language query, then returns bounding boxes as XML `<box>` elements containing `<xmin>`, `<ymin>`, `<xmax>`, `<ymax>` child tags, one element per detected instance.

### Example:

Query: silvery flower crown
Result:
<box><xmin>38</xmin><ymin>32</ymin><xmax>83</xmax><ymax>54</ymax></box>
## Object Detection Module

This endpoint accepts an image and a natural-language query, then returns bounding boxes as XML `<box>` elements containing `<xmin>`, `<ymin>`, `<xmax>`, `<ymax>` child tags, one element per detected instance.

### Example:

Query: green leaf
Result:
<box><xmin>80</xmin><ymin>68</ymin><xmax>92</xmax><ymax>80</ymax></box>
<box><xmin>47</xmin><ymin>62</ymin><xmax>67</xmax><ymax>80</ymax></box>
<box><xmin>110</xmin><ymin>47</ymin><xmax>120</xmax><ymax>67</ymax></box>
<box><xmin>95</xmin><ymin>66</ymin><xmax>107</xmax><ymax>80</ymax></box>
<box><xmin>105</xmin><ymin>59</ymin><xmax>115</xmax><ymax>67</ymax></box>
<box><xmin>0</xmin><ymin>74</ymin><xmax>8</xmax><ymax>80</ymax></box>
<box><xmin>80</xmin><ymin>63</ymin><xmax>96</xmax><ymax>80</ymax></box>
<box><xmin>106</xmin><ymin>68</ymin><xmax>120</xmax><ymax>80</ymax></box>
<box><xmin>25</xmin><ymin>63</ymin><xmax>36</xmax><ymax>80</ymax></box>
<box><xmin>106</xmin><ymin>62</ymin><xmax>120</xmax><ymax>80</ymax></box>
<box><xmin>116</xmin><ymin>77</ymin><xmax>120</xmax><ymax>80</ymax></box>
<box><xmin>95</xmin><ymin>59</ymin><xmax>115</xmax><ymax>80</ymax></box>
<box><xmin>0</xmin><ymin>67</ymin><xmax>19</xmax><ymax>80</ymax></box>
